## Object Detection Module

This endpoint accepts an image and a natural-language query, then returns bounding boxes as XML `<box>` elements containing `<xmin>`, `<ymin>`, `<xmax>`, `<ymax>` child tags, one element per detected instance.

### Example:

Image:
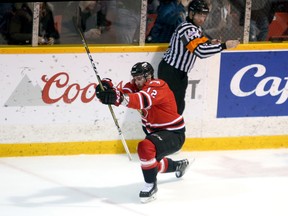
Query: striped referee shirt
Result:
<box><xmin>163</xmin><ymin>21</ymin><xmax>225</xmax><ymax>73</ymax></box>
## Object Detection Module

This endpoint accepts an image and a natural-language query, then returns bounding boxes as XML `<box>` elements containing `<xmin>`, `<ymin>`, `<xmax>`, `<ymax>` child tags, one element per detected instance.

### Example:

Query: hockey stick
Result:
<box><xmin>74</xmin><ymin>24</ymin><xmax>132</xmax><ymax>161</ymax></box>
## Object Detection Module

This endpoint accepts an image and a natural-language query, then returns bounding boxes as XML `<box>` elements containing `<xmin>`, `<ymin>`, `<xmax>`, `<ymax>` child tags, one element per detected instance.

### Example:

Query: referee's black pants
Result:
<box><xmin>157</xmin><ymin>59</ymin><xmax>188</xmax><ymax>115</ymax></box>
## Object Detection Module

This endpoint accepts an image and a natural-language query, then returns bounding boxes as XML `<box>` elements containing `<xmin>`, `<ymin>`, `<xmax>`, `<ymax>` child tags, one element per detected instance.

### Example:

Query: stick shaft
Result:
<box><xmin>77</xmin><ymin>28</ymin><xmax>132</xmax><ymax>161</ymax></box>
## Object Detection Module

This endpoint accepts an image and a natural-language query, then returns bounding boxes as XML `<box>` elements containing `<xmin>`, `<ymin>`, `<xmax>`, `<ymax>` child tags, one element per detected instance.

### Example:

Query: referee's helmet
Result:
<box><xmin>188</xmin><ymin>0</ymin><xmax>209</xmax><ymax>14</ymax></box>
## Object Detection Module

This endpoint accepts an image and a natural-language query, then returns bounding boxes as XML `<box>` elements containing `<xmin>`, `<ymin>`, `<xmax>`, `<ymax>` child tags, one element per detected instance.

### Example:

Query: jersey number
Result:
<box><xmin>147</xmin><ymin>87</ymin><xmax>157</xmax><ymax>98</ymax></box>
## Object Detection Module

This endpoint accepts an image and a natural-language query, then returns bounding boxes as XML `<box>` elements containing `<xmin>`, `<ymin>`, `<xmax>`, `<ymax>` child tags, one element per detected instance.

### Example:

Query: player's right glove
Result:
<box><xmin>95</xmin><ymin>78</ymin><xmax>114</xmax><ymax>94</ymax></box>
<box><xmin>96</xmin><ymin>88</ymin><xmax>123</xmax><ymax>106</ymax></box>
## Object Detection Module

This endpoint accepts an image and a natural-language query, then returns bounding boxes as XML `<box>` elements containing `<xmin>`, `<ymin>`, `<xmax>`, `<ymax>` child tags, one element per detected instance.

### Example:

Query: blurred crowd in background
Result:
<box><xmin>0</xmin><ymin>0</ymin><xmax>287</xmax><ymax>46</ymax></box>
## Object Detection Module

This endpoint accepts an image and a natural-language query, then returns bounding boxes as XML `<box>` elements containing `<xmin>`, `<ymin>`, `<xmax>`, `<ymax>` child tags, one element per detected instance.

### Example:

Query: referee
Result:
<box><xmin>157</xmin><ymin>0</ymin><xmax>239</xmax><ymax>115</ymax></box>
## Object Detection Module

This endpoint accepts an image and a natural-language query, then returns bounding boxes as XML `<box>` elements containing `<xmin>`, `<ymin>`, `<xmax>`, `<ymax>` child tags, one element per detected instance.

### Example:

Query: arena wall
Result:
<box><xmin>0</xmin><ymin>43</ymin><xmax>288</xmax><ymax>157</ymax></box>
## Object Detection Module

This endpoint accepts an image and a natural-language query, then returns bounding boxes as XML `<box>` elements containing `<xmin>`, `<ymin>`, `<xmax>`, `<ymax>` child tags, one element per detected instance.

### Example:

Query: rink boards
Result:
<box><xmin>0</xmin><ymin>44</ymin><xmax>288</xmax><ymax>156</ymax></box>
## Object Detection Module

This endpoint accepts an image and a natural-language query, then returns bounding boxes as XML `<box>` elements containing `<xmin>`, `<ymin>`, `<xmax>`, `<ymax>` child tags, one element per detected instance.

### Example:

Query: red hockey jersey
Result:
<box><xmin>122</xmin><ymin>79</ymin><xmax>185</xmax><ymax>134</ymax></box>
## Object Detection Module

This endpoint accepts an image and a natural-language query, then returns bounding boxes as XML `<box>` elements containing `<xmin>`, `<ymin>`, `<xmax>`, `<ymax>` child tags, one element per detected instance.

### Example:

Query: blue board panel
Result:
<box><xmin>217</xmin><ymin>51</ymin><xmax>288</xmax><ymax>118</ymax></box>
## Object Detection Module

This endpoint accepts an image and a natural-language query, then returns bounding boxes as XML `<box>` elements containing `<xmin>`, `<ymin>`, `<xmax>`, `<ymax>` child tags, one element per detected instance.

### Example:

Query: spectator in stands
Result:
<box><xmin>202</xmin><ymin>0</ymin><xmax>233</xmax><ymax>40</ymax></box>
<box><xmin>232</xmin><ymin>0</ymin><xmax>274</xmax><ymax>41</ymax></box>
<box><xmin>76</xmin><ymin>1</ymin><xmax>111</xmax><ymax>40</ymax></box>
<box><xmin>146</xmin><ymin>0</ymin><xmax>192</xmax><ymax>43</ymax></box>
<box><xmin>250</xmin><ymin>0</ymin><xmax>273</xmax><ymax>41</ymax></box>
<box><xmin>6</xmin><ymin>2</ymin><xmax>59</xmax><ymax>45</ymax></box>
<box><xmin>76</xmin><ymin>0</ymin><xmax>140</xmax><ymax>44</ymax></box>
<box><xmin>147</xmin><ymin>0</ymin><xmax>159</xmax><ymax>14</ymax></box>
<box><xmin>0</xmin><ymin>3</ymin><xmax>14</xmax><ymax>44</ymax></box>
<box><xmin>112</xmin><ymin>0</ymin><xmax>141</xmax><ymax>44</ymax></box>
<box><xmin>39</xmin><ymin>2</ymin><xmax>60</xmax><ymax>44</ymax></box>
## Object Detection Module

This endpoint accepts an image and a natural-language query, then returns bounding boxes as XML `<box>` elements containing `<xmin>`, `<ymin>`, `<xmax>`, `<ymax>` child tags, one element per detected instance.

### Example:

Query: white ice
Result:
<box><xmin>1</xmin><ymin>149</ymin><xmax>288</xmax><ymax>216</ymax></box>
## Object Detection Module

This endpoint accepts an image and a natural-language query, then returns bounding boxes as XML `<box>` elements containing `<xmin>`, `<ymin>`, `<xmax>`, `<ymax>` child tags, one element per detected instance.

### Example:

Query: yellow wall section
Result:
<box><xmin>1</xmin><ymin>135</ymin><xmax>288</xmax><ymax>157</ymax></box>
<box><xmin>1</xmin><ymin>42</ymin><xmax>288</xmax><ymax>54</ymax></box>
<box><xmin>0</xmin><ymin>44</ymin><xmax>169</xmax><ymax>54</ymax></box>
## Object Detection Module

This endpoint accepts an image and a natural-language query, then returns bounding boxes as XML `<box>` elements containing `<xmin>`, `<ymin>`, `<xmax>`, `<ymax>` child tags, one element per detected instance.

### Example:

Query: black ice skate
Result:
<box><xmin>175</xmin><ymin>159</ymin><xmax>189</xmax><ymax>178</ymax></box>
<box><xmin>139</xmin><ymin>182</ymin><xmax>158</xmax><ymax>203</ymax></box>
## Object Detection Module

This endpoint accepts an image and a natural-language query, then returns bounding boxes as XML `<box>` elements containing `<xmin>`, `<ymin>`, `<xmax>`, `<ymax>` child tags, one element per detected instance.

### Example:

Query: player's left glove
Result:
<box><xmin>96</xmin><ymin>88</ymin><xmax>123</xmax><ymax>106</ymax></box>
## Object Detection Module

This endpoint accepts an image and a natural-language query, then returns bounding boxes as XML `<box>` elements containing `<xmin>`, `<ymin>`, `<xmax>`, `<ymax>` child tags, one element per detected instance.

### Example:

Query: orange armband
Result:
<box><xmin>186</xmin><ymin>36</ymin><xmax>209</xmax><ymax>52</ymax></box>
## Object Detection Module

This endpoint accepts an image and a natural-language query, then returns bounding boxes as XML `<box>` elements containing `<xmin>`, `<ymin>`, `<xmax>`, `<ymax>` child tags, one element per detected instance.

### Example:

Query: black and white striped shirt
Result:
<box><xmin>163</xmin><ymin>21</ymin><xmax>225</xmax><ymax>73</ymax></box>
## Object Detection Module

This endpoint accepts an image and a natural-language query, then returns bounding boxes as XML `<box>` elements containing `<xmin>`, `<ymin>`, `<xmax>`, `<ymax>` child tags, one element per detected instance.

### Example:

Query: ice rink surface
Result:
<box><xmin>1</xmin><ymin>149</ymin><xmax>288</xmax><ymax>216</ymax></box>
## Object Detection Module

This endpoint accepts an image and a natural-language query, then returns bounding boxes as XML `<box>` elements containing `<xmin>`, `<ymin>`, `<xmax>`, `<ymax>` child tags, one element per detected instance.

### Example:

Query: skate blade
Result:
<box><xmin>140</xmin><ymin>194</ymin><xmax>157</xmax><ymax>203</ymax></box>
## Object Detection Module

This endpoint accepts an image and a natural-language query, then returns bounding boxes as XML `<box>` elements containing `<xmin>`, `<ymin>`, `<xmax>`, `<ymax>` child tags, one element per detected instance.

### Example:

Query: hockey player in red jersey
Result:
<box><xmin>96</xmin><ymin>62</ymin><xmax>189</xmax><ymax>203</ymax></box>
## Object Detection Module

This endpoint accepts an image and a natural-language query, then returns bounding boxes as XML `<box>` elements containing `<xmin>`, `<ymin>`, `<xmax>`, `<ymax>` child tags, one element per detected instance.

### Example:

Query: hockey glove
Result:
<box><xmin>96</xmin><ymin>88</ymin><xmax>123</xmax><ymax>106</ymax></box>
<box><xmin>95</xmin><ymin>78</ymin><xmax>114</xmax><ymax>94</ymax></box>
